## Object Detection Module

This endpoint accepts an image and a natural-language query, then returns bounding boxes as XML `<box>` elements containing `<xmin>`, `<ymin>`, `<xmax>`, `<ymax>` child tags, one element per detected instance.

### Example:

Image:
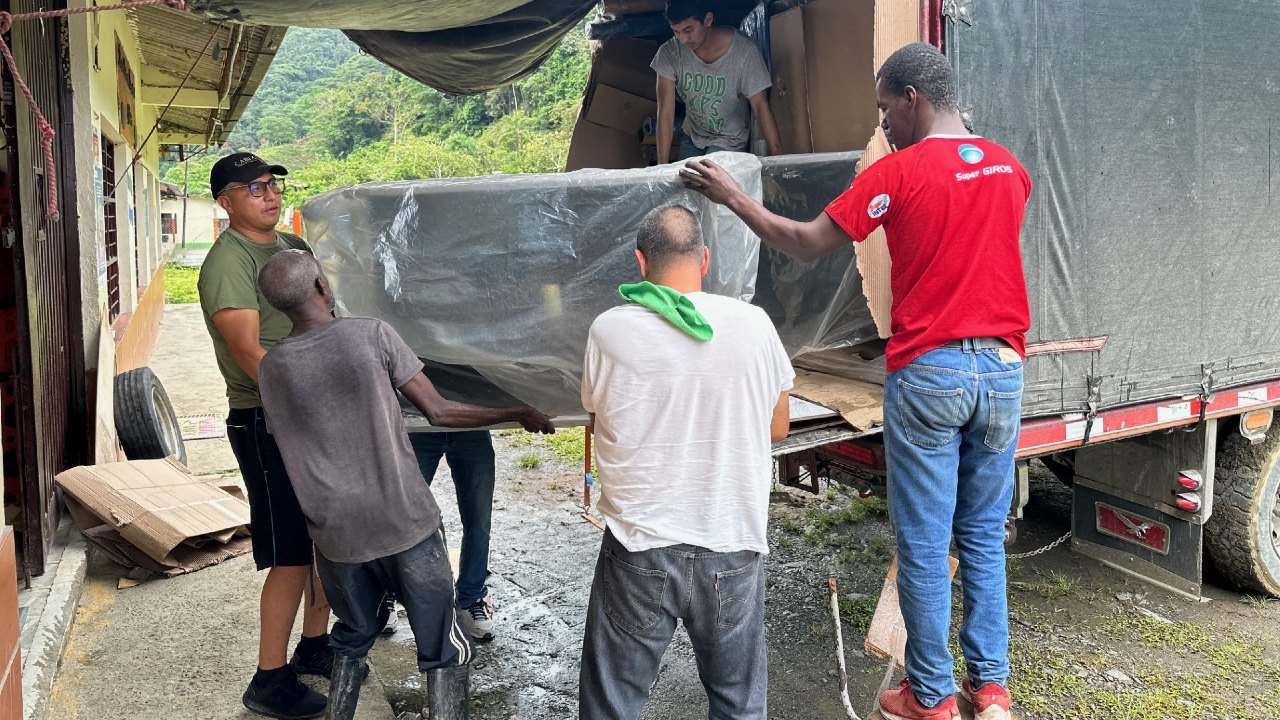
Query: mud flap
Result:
<box><xmin>1071</xmin><ymin>483</ymin><xmax>1203</xmax><ymax>598</ymax></box>
<box><xmin>1070</xmin><ymin>421</ymin><xmax>1216</xmax><ymax>599</ymax></box>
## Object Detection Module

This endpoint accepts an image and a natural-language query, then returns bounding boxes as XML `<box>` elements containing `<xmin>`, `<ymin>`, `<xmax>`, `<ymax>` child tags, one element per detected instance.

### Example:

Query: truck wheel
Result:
<box><xmin>114</xmin><ymin>367</ymin><xmax>187</xmax><ymax>466</ymax></box>
<box><xmin>1205</xmin><ymin>423</ymin><xmax>1280</xmax><ymax>596</ymax></box>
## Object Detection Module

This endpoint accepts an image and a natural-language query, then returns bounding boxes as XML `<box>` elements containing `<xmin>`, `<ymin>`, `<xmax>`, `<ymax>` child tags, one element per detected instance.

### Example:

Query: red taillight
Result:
<box><xmin>1176</xmin><ymin>470</ymin><xmax>1203</xmax><ymax>490</ymax></box>
<box><xmin>1174</xmin><ymin>493</ymin><xmax>1202</xmax><ymax>513</ymax></box>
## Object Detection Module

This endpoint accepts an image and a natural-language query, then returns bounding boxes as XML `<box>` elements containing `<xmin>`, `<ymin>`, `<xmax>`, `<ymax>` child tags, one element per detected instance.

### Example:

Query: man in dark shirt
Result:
<box><xmin>255</xmin><ymin>250</ymin><xmax>554</xmax><ymax>720</ymax></box>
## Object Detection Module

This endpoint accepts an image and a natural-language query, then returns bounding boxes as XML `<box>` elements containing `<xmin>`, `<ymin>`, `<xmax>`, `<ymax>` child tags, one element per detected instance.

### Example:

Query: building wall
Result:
<box><xmin>82</xmin><ymin>2</ymin><xmax>164</xmax><ymax>323</ymax></box>
<box><xmin>63</xmin><ymin>1</ymin><xmax>167</xmax><ymax>388</ymax></box>
<box><xmin>160</xmin><ymin>196</ymin><xmax>226</xmax><ymax>247</ymax></box>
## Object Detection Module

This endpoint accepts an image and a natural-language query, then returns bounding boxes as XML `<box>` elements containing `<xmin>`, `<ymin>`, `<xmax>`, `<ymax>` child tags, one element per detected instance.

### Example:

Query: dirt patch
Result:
<box><xmin>369</xmin><ymin>436</ymin><xmax>1280</xmax><ymax>719</ymax></box>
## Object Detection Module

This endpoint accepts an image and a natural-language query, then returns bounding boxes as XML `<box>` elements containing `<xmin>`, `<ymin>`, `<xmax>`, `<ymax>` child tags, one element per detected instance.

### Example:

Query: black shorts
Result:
<box><xmin>226</xmin><ymin>407</ymin><xmax>314</xmax><ymax>570</ymax></box>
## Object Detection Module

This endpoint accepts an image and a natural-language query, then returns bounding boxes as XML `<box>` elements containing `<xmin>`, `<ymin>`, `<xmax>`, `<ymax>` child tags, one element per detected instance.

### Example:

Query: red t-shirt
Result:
<box><xmin>825</xmin><ymin>136</ymin><xmax>1032</xmax><ymax>372</ymax></box>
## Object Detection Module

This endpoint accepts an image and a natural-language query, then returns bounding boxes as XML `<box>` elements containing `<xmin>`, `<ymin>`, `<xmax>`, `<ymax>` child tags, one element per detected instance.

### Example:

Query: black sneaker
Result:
<box><xmin>242</xmin><ymin>666</ymin><xmax>327</xmax><ymax>720</ymax></box>
<box><xmin>290</xmin><ymin>641</ymin><xmax>335</xmax><ymax>678</ymax></box>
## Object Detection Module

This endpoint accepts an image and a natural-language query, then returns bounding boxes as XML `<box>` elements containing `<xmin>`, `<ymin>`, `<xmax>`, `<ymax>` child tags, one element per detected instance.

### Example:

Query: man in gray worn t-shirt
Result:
<box><xmin>256</xmin><ymin>250</ymin><xmax>553</xmax><ymax>720</ymax></box>
<box><xmin>652</xmin><ymin>0</ymin><xmax>782</xmax><ymax>163</ymax></box>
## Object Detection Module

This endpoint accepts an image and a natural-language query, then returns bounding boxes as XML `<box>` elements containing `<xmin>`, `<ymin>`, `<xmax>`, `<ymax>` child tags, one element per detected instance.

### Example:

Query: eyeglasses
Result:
<box><xmin>219</xmin><ymin>178</ymin><xmax>281</xmax><ymax>198</ymax></box>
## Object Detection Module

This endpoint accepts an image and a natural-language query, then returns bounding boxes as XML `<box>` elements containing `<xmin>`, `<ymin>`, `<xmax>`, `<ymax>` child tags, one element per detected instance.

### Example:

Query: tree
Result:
<box><xmin>257</xmin><ymin>115</ymin><xmax>300</xmax><ymax>147</ymax></box>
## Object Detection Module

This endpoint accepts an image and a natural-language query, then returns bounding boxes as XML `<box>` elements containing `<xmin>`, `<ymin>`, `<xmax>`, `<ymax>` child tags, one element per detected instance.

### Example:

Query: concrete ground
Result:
<box><xmin>45</xmin><ymin>302</ymin><xmax>1280</xmax><ymax>720</ymax></box>
<box><xmin>46</xmin><ymin>304</ymin><xmax>393</xmax><ymax>720</ymax></box>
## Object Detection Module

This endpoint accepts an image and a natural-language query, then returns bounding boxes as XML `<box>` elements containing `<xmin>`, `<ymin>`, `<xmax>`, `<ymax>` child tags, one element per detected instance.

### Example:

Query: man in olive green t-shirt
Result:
<box><xmin>197</xmin><ymin>152</ymin><xmax>332</xmax><ymax>720</ymax></box>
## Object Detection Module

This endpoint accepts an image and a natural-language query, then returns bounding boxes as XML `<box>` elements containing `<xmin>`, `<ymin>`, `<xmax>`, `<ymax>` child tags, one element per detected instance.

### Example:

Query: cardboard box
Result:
<box><xmin>768</xmin><ymin>0</ymin><xmax>879</xmax><ymax>153</ymax></box>
<box><xmin>592</xmin><ymin>38</ymin><xmax>659</xmax><ymax>100</ymax></box>
<box><xmin>0</xmin><ymin>528</ymin><xmax>20</xmax><ymax>719</ymax></box>
<box><xmin>566</xmin><ymin>118</ymin><xmax>648</xmax><ymax>171</ymax></box>
<box><xmin>585</xmin><ymin>83</ymin><xmax>656</xmax><ymax>135</ymax></box>
<box><xmin>55</xmin><ymin>458</ymin><xmax>252</xmax><ymax>575</ymax></box>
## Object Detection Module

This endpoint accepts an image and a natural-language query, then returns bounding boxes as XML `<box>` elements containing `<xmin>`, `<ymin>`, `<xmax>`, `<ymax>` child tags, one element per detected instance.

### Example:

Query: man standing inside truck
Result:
<box><xmin>653</xmin><ymin>0</ymin><xmax>783</xmax><ymax>163</ymax></box>
<box><xmin>578</xmin><ymin>205</ymin><xmax>793</xmax><ymax>720</ymax></box>
<box><xmin>255</xmin><ymin>250</ymin><xmax>555</xmax><ymax>720</ymax></box>
<box><xmin>681</xmin><ymin>43</ymin><xmax>1030</xmax><ymax>720</ymax></box>
<box><xmin>198</xmin><ymin>152</ymin><xmax>331</xmax><ymax>720</ymax></box>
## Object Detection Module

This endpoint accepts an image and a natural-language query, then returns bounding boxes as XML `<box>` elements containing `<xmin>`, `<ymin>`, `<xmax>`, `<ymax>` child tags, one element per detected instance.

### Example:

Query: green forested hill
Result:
<box><xmin>165</xmin><ymin>23</ymin><xmax>591</xmax><ymax>203</ymax></box>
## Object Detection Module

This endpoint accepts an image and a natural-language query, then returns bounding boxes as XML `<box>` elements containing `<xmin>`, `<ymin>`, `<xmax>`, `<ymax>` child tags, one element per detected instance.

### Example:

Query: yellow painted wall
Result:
<box><xmin>83</xmin><ymin>2</ymin><xmax>159</xmax><ymax>175</ymax></box>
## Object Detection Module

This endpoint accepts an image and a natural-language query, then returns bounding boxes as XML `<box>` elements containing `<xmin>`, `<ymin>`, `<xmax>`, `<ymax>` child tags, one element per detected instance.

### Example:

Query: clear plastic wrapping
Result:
<box><xmin>303</xmin><ymin>153</ymin><xmax>764</xmax><ymax>416</ymax></box>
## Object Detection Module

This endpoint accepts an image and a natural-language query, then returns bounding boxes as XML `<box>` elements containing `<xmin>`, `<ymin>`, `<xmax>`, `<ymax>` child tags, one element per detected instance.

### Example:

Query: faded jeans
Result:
<box><xmin>883</xmin><ymin>339</ymin><xmax>1023</xmax><ymax>707</ymax></box>
<box><xmin>410</xmin><ymin>430</ymin><xmax>495</xmax><ymax>608</ymax></box>
<box><xmin>315</xmin><ymin>529</ymin><xmax>474</xmax><ymax>671</ymax></box>
<box><xmin>579</xmin><ymin>529</ymin><xmax>767</xmax><ymax>720</ymax></box>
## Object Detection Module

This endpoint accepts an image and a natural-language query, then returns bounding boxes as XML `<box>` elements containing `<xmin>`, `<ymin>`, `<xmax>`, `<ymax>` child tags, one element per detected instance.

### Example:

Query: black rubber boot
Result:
<box><xmin>424</xmin><ymin>664</ymin><xmax>470</xmax><ymax>720</ymax></box>
<box><xmin>325</xmin><ymin>654</ymin><xmax>368</xmax><ymax>720</ymax></box>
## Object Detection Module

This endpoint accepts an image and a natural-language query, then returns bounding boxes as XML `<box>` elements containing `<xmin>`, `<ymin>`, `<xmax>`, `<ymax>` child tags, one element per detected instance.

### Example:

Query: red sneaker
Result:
<box><xmin>877</xmin><ymin>679</ymin><xmax>960</xmax><ymax>720</ymax></box>
<box><xmin>960</xmin><ymin>678</ymin><xmax>1013</xmax><ymax>720</ymax></box>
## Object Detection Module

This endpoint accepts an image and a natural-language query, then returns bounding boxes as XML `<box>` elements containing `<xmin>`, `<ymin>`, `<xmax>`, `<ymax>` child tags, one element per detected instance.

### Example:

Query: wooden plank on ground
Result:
<box><xmin>865</xmin><ymin>555</ymin><xmax>960</xmax><ymax>669</ymax></box>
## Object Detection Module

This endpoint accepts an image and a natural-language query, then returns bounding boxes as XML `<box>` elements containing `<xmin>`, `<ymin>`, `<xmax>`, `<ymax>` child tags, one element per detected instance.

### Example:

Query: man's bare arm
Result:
<box><xmin>656</xmin><ymin>76</ymin><xmax>677</xmax><ymax>164</ymax></box>
<box><xmin>770</xmin><ymin>391</ymin><xmax>790</xmax><ymax>443</ymax></box>
<box><xmin>748</xmin><ymin>91</ymin><xmax>783</xmax><ymax>157</ymax></box>
<box><xmin>211</xmin><ymin>308</ymin><xmax>267</xmax><ymax>381</ymax></box>
<box><xmin>680</xmin><ymin>158</ymin><xmax>850</xmax><ymax>262</ymax></box>
<box><xmin>399</xmin><ymin>373</ymin><xmax>554</xmax><ymax>433</ymax></box>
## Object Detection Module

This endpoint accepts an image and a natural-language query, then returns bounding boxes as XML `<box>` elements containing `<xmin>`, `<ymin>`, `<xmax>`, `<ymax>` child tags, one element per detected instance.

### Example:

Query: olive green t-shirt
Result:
<box><xmin>198</xmin><ymin>228</ymin><xmax>312</xmax><ymax>409</ymax></box>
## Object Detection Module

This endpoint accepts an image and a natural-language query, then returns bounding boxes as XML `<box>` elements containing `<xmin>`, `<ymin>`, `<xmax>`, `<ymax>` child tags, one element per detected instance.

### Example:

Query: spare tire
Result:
<box><xmin>1205</xmin><ymin>422</ymin><xmax>1280</xmax><ymax>596</ymax></box>
<box><xmin>114</xmin><ymin>367</ymin><xmax>187</xmax><ymax>466</ymax></box>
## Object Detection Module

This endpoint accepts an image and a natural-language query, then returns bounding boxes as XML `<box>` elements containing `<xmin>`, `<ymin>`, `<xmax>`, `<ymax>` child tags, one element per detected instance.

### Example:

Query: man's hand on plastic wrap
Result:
<box><xmin>517</xmin><ymin>406</ymin><xmax>556</xmax><ymax>435</ymax></box>
<box><xmin>679</xmin><ymin>158</ymin><xmax>743</xmax><ymax>206</ymax></box>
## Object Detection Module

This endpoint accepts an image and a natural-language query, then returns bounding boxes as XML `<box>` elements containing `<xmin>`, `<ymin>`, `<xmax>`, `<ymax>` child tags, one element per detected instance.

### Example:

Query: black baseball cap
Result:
<box><xmin>210</xmin><ymin>152</ymin><xmax>288</xmax><ymax>197</ymax></box>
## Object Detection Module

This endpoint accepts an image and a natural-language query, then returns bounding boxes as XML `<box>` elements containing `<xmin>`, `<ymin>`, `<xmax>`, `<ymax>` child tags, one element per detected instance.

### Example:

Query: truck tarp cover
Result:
<box><xmin>302</xmin><ymin>154</ymin><xmax>767</xmax><ymax>417</ymax></box>
<box><xmin>952</xmin><ymin>1</ymin><xmax>1280</xmax><ymax>416</ymax></box>
<box><xmin>188</xmin><ymin>0</ymin><xmax>597</xmax><ymax>94</ymax></box>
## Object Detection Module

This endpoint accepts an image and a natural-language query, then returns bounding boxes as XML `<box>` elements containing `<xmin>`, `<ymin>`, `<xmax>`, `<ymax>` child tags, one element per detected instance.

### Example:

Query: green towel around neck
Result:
<box><xmin>618</xmin><ymin>281</ymin><xmax>713</xmax><ymax>341</ymax></box>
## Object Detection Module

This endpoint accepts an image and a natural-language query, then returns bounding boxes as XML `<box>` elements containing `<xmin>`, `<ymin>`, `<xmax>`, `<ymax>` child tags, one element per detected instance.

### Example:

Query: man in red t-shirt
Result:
<box><xmin>682</xmin><ymin>42</ymin><xmax>1029</xmax><ymax>720</ymax></box>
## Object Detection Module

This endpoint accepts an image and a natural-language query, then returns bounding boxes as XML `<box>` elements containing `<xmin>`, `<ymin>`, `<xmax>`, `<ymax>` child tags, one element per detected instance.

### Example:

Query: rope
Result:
<box><xmin>0</xmin><ymin>0</ymin><xmax>188</xmax><ymax>219</ymax></box>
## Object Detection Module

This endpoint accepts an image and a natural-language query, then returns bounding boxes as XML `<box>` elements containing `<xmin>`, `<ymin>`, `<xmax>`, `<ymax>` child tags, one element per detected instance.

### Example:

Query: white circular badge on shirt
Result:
<box><xmin>867</xmin><ymin>193</ymin><xmax>891</xmax><ymax>219</ymax></box>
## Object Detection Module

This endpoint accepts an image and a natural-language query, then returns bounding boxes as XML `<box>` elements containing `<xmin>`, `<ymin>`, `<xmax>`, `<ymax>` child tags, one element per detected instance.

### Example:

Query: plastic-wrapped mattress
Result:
<box><xmin>303</xmin><ymin>153</ymin><xmax>764</xmax><ymax>417</ymax></box>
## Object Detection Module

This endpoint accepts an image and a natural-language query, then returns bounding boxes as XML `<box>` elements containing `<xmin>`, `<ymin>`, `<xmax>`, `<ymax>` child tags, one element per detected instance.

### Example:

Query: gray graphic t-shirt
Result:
<box><xmin>651</xmin><ymin>31</ymin><xmax>772</xmax><ymax>151</ymax></box>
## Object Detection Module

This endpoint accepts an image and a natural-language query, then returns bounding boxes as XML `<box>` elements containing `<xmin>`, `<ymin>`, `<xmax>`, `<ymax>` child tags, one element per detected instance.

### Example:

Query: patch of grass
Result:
<box><xmin>837</xmin><ymin>593</ymin><xmax>877</xmax><ymax>633</ymax></box>
<box><xmin>163</xmin><ymin>264</ymin><xmax>200</xmax><ymax>304</ymax></box>
<box><xmin>1011</xmin><ymin>570</ymin><xmax>1077</xmax><ymax>599</ymax></box>
<box><xmin>549</xmin><ymin>481</ymin><xmax>560</xmax><ymax>491</ymax></box>
<box><xmin>511</xmin><ymin>481</ymin><xmax>525</xmax><ymax>493</ymax></box>
<box><xmin>1008</xmin><ymin>612</ymin><xmax>1280</xmax><ymax>720</ymax></box>
<box><xmin>809</xmin><ymin>495</ymin><xmax>890</xmax><ymax>535</ymax></box>
<box><xmin>849</xmin><ymin>536</ymin><xmax>893</xmax><ymax>568</ymax></box>
<box><xmin>777</xmin><ymin>536</ymin><xmax>794</xmax><ymax>550</ymax></box>
<box><xmin>779</xmin><ymin>516</ymin><xmax>799</xmax><ymax>533</ymax></box>
<box><xmin>547</xmin><ymin>427</ymin><xmax>588</xmax><ymax>466</ymax></box>
<box><xmin>516</xmin><ymin>453</ymin><xmax>542</xmax><ymax>470</ymax></box>
<box><xmin>809</xmin><ymin>622</ymin><xmax>829</xmax><ymax>637</ymax></box>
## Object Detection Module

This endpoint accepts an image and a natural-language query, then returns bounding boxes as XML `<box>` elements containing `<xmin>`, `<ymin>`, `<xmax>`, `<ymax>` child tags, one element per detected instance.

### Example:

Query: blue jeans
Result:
<box><xmin>579</xmin><ymin>530</ymin><xmax>767</xmax><ymax>720</ymax></box>
<box><xmin>315</xmin><ymin>529</ymin><xmax>474</xmax><ymax>670</ymax></box>
<box><xmin>409</xmin><ymin>430</ymin><xmax>495</xmax><ymax>608</ymax></box>
<box><xmin>675</xmin><ymin>126</ymin><xmax>734</xmax><ymax>161</ymax></box>
<box><xmin>883</xmin><ymin>340</ymin><xmax>1023</xmax><ymax>707</ymax></box>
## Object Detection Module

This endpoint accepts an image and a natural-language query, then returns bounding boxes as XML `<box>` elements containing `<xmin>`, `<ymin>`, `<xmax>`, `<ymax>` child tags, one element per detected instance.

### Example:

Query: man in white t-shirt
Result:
<box><xmin>577</xmin><ymin>205</ymin><xmax>793</xmax><ymax>720</ymax></box>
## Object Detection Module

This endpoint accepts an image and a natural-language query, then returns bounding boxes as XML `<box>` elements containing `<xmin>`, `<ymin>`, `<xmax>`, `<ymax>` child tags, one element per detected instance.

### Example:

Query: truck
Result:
<box><xmin>565</xmin><ymin>0</ymin><xmax>1280</xmax><ymax>599</ymax></box>
<box><xmin>293</xmin><ymin>0</ymin><xmax>1280</xmax><ymax>599</ymax></box>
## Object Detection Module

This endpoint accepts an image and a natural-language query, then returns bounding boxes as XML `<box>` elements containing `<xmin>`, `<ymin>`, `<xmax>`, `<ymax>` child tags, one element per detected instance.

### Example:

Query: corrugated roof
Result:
<box><xmin>127</xmin><ymin>4</ymin><xmax>284</xmax><ymax>148</ymax></box>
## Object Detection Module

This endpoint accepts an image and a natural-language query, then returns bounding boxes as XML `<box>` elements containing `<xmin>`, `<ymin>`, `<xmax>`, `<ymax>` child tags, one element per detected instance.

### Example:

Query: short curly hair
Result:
<box><xmin>877</xmin><ymin>42</ymin><xmax>958</xmax><ymax>113</ymax></box>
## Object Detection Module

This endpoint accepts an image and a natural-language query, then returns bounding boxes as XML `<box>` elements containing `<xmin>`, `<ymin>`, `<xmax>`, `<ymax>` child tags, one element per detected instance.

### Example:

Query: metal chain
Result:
<box><xmin>1007</xmin><ymin>530</ymin><xmax>1072</xmax><ymax>560</ymax></box>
